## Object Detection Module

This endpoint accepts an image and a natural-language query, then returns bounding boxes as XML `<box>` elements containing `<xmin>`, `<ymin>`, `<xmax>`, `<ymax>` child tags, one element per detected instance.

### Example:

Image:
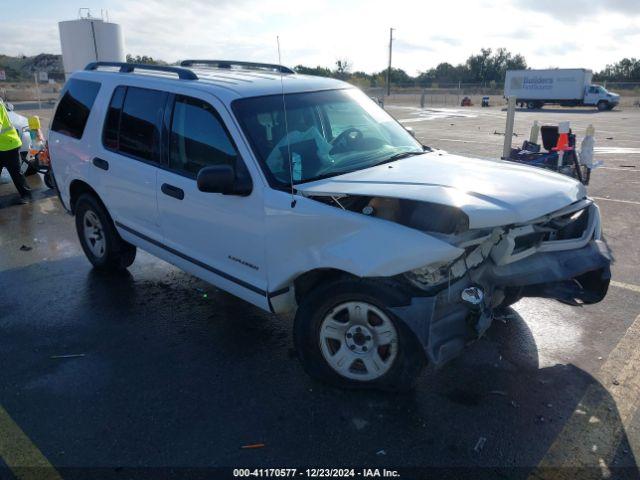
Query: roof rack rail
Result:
<box><xmin>180</xmin><ymin>59</ymin><xmax>295</xmax><ymax>74</ymax></box>
<box><xmin>84</xmin><ymin>62</ymin><xmax>198</xmax><ymax>80</ymax></box>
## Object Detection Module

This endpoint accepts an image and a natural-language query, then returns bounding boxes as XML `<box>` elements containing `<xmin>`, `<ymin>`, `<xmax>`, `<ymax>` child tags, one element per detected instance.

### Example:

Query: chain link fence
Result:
<box><xmin>364</xmin><ymin>82</ymin><xmax>640</xmax><ymax>109</ymax></box>
<box><xmin>2</xmin><ymin>79</ymin><xmax>639</xmax><ymax>109</ymax></box>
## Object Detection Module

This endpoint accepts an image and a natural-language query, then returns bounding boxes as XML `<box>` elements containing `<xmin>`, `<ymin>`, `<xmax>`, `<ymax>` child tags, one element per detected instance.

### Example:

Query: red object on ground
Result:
<box><xmin>552</xmin><ymin>132</ymin><xmax>572</xmax><ymax>151</ymax></box>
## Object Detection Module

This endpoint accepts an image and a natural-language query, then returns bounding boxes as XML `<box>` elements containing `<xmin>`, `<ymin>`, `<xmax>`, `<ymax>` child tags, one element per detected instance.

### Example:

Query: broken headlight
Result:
<box><xmin>404</xmin><ymin>257</ymin><xmax>462</xmax><ymax>289</ymax></box>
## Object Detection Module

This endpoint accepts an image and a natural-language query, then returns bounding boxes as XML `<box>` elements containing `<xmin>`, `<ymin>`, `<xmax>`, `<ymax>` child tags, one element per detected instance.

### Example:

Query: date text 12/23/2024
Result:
<box><xmin>233</xmin><ymin>469</ymin><xmax>401</xmax><ymax>478</ymax></box>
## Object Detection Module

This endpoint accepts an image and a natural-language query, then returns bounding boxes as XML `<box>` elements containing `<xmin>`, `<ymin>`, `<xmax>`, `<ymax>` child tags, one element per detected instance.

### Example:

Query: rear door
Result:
<box><xmin>95</xmin><ymin>85</ymin><xmax>166</xmax><ymax>241</ymax></box>
<box><xmin>156</xmin><ymin>93</ymin><xmax>269</xmax><ymax>309</ymax></box>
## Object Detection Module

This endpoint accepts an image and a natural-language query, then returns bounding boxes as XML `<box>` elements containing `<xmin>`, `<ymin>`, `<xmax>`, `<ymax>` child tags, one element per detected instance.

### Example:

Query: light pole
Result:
<box><xmin>386</xmin><ymin>27</ymin><xmax>394</xmax><ymax>97</ymax></box>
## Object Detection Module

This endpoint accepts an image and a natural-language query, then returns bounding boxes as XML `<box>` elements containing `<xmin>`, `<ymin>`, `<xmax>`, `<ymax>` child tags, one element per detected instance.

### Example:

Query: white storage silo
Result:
<box><xmin>59</xmin><ymin>11</ymin><xmax>125</xmax><ymax>79</ymax></box>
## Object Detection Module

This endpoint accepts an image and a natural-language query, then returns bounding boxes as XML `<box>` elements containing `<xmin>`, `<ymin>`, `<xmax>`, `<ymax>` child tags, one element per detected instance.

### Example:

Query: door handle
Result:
<box><xmin>92</xmin><ymin>157</ymin><xmax>109</xmax><ymax>171</ymax></box>
<box><xmin>161</xmin><ymin>183</ymin><xmax>184</xmax><ymax>200</ymax></box>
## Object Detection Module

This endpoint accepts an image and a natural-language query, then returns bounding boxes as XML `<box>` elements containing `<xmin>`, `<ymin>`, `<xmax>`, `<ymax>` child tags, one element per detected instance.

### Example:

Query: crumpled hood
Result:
<box><xmin>298</xmin><ymin>151</ymin><xmax>587</xmax><ymax>229</ymax></box>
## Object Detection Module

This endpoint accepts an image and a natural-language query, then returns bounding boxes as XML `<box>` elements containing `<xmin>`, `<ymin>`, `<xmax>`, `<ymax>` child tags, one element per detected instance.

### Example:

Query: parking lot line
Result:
<box><xmin>611</xmin><ymin>281</ymin><xmax>640</xmax><ymax>295</ymax></box>
<box><xmin>598</xmin><ymin>167</ymin><xmax>640</xmax><ymax>172</ymax></box>
<box><xmin>591</xmin><ymin>197</ymin><xmax>640</xmax><ymax>206</ymax></box>
<box><xmin>529</xmin><ymin>314</ymin><xmax>640</xmax><ymax>478</ymax></box>
<box><xmin>0</xmin><ymin>405</ymin><xmax>62</xmax><ymax>480</ymax></box>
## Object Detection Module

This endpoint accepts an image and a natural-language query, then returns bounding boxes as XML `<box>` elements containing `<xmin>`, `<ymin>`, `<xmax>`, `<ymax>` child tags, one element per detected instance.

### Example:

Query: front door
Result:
<box><xmin>583</xmin><ymin>85</ymin><xmax>601</xmax><ymax>106</ymax></box>
<box><xmin>156</xmin><ymin>93</ymin><xmax>268</xmax><ymax>309</ymax></box>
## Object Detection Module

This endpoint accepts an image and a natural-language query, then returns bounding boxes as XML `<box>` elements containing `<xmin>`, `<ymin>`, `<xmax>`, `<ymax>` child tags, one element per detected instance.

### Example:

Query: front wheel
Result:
<box><xmin>294</xmin><ymin>279</ymin><xmax>426</xmax><ymax>391</ymax></box>
<box><xmin>597</xmin><ymin>101</ymin><xmax>609</xmax><ymax>111</ymax></box>
<box><xmin>75</xmin><ymin>193</ymin><xmax>136</xmax><ymax>271</ymax></box>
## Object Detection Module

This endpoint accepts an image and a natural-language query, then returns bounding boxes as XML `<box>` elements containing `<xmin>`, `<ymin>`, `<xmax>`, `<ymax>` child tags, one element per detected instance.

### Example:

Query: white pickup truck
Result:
<box><xmin>505</xmin><ymin>68</ymin><xmax>620</xmax><ymax>111</ymax></box>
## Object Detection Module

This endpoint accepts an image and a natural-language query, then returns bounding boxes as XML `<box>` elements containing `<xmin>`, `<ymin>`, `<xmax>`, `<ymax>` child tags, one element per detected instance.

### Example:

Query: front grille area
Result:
<box><xmin>513</xmin><ymin>231</ymin><xmax>546</xmax><ymax>253</ymax></box>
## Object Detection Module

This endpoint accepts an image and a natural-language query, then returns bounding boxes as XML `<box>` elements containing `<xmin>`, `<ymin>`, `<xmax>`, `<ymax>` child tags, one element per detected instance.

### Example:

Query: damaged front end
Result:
<box><xmin>309</xmin><ymin>193</ymin><xmax>612</xmax><ymax>367</ymax></box>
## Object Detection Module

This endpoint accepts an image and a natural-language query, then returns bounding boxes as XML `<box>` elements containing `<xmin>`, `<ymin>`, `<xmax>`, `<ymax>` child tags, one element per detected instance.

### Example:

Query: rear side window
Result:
<box><xmin>118</xmin><ymin>87</ymin><xmax>167</xmax><ymax>162</ymax></box>
<box><xmin>169</xmin><ymin>95</ymin><xmax>238</xmax><ymax>176</ymax></box>
<box><xmin>102</xmin><ymin>86</ymin><xmax>166</xmax><ymax>163</ymax></box>
<box><xmin>51</xmin><ymin>78</ymin><xmax>101</xmax><ymax>139</ymax></box>
<box><xmin>102</xmin><ymin>86</ymin><xmax>126</xmax><ymax>150</ymax></box>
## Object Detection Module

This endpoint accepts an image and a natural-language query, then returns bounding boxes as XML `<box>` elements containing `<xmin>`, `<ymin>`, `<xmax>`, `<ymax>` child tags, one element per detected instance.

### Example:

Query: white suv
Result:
<box><xmin>50</xmin><ymin>60</ymin><xmax>611</xmax><ymax>390</ymax></box>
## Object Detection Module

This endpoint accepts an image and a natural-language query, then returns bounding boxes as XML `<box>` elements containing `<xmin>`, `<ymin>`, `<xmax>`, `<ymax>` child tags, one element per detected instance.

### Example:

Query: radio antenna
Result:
<box><xmin>277</xmin><ymin>36</ymin><xmax>296</xmax><ymax>208</ymax></box>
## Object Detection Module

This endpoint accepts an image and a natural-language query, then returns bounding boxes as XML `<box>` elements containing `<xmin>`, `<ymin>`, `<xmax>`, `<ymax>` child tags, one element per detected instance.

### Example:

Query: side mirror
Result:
<box><xmin>405</xmin><ymin>126</ymin><xmax>416</xmax><ymax>138</ymax></box>
<box><xmin>5</xmin><ymin>103</ymin><xmax>14</xmax><ymax>112</ymax></box>
<box><xmin>197</xmin><ymin>164</ymin><xmax>252</xmax><ymax>196</ymax></box>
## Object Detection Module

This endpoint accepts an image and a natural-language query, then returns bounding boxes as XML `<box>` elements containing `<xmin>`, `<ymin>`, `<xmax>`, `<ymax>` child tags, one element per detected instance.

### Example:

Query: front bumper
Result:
<box><xmin>390</xmin><ymin>239</ymin><xmax>611</xmax><ymax>366</ymax></box>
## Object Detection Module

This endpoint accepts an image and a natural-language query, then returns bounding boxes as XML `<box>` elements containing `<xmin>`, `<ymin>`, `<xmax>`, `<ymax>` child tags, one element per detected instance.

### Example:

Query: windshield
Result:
<box><xmin>232</xmin><ymin>88</ymin><xmax>423</xmax><ymax>187</ymax></box>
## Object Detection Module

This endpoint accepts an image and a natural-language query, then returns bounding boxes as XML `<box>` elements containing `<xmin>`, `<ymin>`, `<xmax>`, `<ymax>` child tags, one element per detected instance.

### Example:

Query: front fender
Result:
<box><xmin>264</xmin><ymin>191</ymin><xmax>462</xmax><ymax>291</ymax></box>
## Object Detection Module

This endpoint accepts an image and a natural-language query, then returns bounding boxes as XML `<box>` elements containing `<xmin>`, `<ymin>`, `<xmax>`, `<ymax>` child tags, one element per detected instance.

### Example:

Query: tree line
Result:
<box><xmin>295</xmin><ymin>50</ymin><xmax>640</xmax><ymax>87</ymax></box>
<box><xmin>0</xmin><ymin>49</ymin><xmax>627</xmax><ymax>86</ymax></box>
<box><xmin>296</xmin><ymin>48</ymin><xmax>528</xmax><ymax>88</ymax></box>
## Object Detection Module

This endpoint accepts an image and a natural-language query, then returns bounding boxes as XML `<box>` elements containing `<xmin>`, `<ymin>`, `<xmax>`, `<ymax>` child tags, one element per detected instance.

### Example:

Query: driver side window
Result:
<box><xmin>169</xmin><ymin>95</ymin><xmax>238</xmax><ymax>177</ymax></box>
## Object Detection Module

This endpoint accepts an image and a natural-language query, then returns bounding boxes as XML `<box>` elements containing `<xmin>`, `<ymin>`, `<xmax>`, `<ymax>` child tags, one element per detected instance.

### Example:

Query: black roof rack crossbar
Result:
<box><xmin>180</xmin><ymin>59</ymin><xmax>295</xmax><ymax>74</ymax></box>
<box><xmin>85</xmin><ymin>62</ymin><xmax>198</xmax><ymax>80</ymax></box>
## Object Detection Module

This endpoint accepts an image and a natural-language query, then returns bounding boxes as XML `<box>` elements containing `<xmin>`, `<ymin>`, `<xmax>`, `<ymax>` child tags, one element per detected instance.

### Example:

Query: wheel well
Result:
<box><xmin>294</xmin><ymin>268</ymin><xmax>356</xmax><ymax>303</ymax></box>
<box><xmin>69</xmin><ymin>180</ymin><xmax>100</xmax><ymax>215</ymax></box>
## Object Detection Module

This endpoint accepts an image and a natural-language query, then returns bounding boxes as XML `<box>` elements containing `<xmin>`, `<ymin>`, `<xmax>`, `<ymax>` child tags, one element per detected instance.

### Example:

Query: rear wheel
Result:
<box><xmin>75</xmin><ymin>194</ymin><xmax>136</xmax><ymax>271</ymax></box>
<box><xmin>526</xmin><ymin>101</ymin><xmax>537</xmax><ymax>109</ymax></box>
<box><xmin>294</xmin><ymin>279</ymin><xmax>426</xmax><ymax>391</ymax></box>
<box><xmin>44</xmin><ymin>171</ymin><xmax>55</xmax><ymax>189</ymax></box>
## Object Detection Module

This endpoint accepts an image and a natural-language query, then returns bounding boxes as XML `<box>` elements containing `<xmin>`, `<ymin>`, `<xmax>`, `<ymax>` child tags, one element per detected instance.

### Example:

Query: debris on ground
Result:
<box><xmin>474</xmin><ymin>437</ymin><xmax>487</xmax><ymax>452</ymax></box>
<box><xmin>493</xmin><ymin>130</ymin><xmax>518</xmax><ymax>137</ymax></box>
<box><xmin>352</xmin><ymin>418</ymin><xmax>369</xmax><ymax>430</ymax></box>
<box><xmin>376</xmin><ymin>449</ymin><xmax>386</xmax><ymax>456</ymax></box>
<box><xmin>19</xmin><ymin>245</ymin><xmax>32</xmax><ymax>251</ymax></box>
<box><xmin>50</xmin><ymin>353</ymin><xmax>86</xmax><ymax>359</ymax></box>
<box><xmin>605</xmin><ymin>137</ymin><xmax>614</xmax><ymax>140</ymax></box>
<box><xmin>613</xmin><ymin>379</ymin><xmax>620</xmax><ymax>386</ymax></box>
<box><xmin>241</xmin><ymin>443</ymin><xmax>265</xmax><ymax>449</ymax></box>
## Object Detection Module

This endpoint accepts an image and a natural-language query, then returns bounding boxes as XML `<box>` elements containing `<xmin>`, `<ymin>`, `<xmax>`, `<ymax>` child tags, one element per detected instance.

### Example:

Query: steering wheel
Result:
<box><xmin>330</xmin><ymin>127</ymin><xmax>363</xmax><ymax>154</ymax></box>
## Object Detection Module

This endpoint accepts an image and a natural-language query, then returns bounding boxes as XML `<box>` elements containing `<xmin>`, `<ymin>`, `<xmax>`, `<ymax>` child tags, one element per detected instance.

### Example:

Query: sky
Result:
<box><xmin>2</xmin><ymin>0</ymin><xmax>640</xmax><ymax>75</ymax></box>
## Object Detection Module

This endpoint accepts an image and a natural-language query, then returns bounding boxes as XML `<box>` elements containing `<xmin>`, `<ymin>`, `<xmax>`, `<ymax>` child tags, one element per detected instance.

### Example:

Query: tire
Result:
<box><xmin>74</xmin><ymin>193</ymin><xmax>136</xmax><ymax>271</ymax></box>
<box><xmin>526</xmin><ymin>101</ymin><xmax>537</xmax><ymax>110</ymax></box>
<box><xmin>496</xmin><ymin>287</ymin><xmax>523</xmax><ymax>310</ymax></box>
<box><xmin>597</xmin><ymin>101</ymin><xmax>609</xmax><ymax>111</ymax></box>
<box><xmin>293</xmin><ymin>279</ymin><xmax>426</xmax><ymax>391</ymax></box>
<box><xmin>44</xmin><ymin>171</ymin><xmax>55</xmax><ymax>189</ymax></box>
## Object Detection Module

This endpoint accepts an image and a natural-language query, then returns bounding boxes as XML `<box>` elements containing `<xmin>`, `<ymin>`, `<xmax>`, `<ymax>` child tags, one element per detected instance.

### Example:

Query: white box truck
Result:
<box><xmin>504</xmin><ymin>68</ymin><xmax>619</xmax><ymax>111</ymax></box>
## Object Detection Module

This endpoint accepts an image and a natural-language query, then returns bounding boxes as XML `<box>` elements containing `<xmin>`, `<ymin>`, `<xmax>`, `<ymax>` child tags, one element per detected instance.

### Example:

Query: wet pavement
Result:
<box><xmin>1</xmin><ymin>104</ymin><xmax>640</xmax><ymax>479</ymax></box>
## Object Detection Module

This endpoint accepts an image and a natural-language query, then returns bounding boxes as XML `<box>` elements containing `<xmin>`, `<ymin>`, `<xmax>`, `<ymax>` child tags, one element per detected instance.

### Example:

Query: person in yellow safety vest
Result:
<box><xmin>0</xmin><ymin>98</ymin><xmax>31</xmax><ymax>204</ymax></box>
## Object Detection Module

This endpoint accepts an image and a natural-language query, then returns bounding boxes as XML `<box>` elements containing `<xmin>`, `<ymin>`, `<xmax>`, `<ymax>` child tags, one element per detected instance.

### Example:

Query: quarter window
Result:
<box><xmin>51</xmin><ymin>78</ymin><xmax>101</xmax><ymax>139</ymax></box>
<box><xmin>169</xmin><ymin>95</ymin><xmax>238</xmax><ymax>176</ymax></box>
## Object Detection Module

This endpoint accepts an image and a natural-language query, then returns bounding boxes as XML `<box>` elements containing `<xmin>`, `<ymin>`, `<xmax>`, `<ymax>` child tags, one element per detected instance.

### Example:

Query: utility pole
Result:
<box><xmin>386</xmin><ymin>27</ymin><xmax>394</xmax><ymax>96</ymax></box>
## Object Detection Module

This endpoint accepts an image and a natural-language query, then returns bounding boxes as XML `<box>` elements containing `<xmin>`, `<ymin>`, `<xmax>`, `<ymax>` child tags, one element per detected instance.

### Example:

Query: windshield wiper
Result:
<box><xmin>295</xmin><ymin>151</ymin><xmax>424</xmax><ymax>186</ymax></box>
<box><xmin>371</xmin><ymin>150</ymin><xmax>423</xmax><ymax>167</ymax></box>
